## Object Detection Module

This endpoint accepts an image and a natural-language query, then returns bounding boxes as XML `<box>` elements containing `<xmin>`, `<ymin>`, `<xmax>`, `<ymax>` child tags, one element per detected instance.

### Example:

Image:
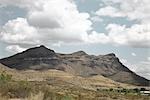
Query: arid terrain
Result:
<box><xmin>0</xmin><ymin>64</ymin><xmax>150</xmax><ymax>100</ymax></box>
<box><xmin>0</xmin><ymin>63</ymin><xmax>149</xmax><ymax>100</ymax></box>
<box><xmin>0</xmin><ymin>46</ymin><xmax>149</xmax><ymax>100</ymax></box>
<box><xmin>0</xmin><ymin>45</ymin><xmax>149</xmax><ymax>86</ymax></box>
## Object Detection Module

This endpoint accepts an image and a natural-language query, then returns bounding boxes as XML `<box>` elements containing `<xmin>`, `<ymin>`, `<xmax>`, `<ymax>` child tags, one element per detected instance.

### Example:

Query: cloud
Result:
<box><xmin>90</xmin><ymin>16</ymin><xmax>103</xmax><ymax>22</ymax></box>
<box><xmin>27</xmin><ymin>0</ymin><xmax>87</xmax><ymax>29</ymax></box>
<box><xmin>140</xmin><ymin>61</ymin><xmax>150</xmax><ymax>65</ymax></box>
<box><xmin>122</xmin><ymin>54</ymin><xmax>150</xmax><ymax>80</ymax></box>
<box><xmin>6</xmin><ymin>45</ymin><xmax>26</xmax><ymax>53</ymax></box>
<box><xmin>131</xmin><ymin>53</ymin><xmax>136</xmax><ymax>56</ymax></box>
<box><xmin>92</xmin><ymin>0</ymin><xmax>150</xmax><ymax>48</ymax></box>
<box><xmin>120</xmin><ymin>58</ymin><xmax>150</xmax><ymax>80</ymax></box>
<box><xmin>84</xmin><ymin>23</ymin><xmax>150</xmax><ymax>47</ymax></box>
<box><xmin>120</xmin><ymin>58</ymin><xmax>135</xmax><ymax>71</ymax></box>
<box><xmin>148</xmin><ymin>57</ymin><xmax>150</xmax><ymax>61</ymax></box>
<box><xmin>83</xmin><ymin>31</ymin><xmax>110</xmax><ymax>44</ymax></box>
<box><xmin>96</xmin><ymin>6</ymin><xmax>125</xmax><ymax>18</ymax></box>
<box><xmin>0</xmin><ymin>0</ymin><xmax>150</xmax><ymax>49</ymax></box>
<box><xmin>0</xmin><ymin>0</ymin><xmax>92</xmax><ymax>47</ymax></box>
<box><xmin>0</xmin><ymin>18</ymin><xmax>39</xmax><ymax>45</ymax></box>
<box><xmin>0</xmin><ymin>0</ymin><xmax>41</xmax><ymax>9</ymax></box>
<box><xmin>106</xmin><ymin>23</ymin><xmax>150</xmax><ymax>47</ymax></box>
<box><xmin>100</xmin><ymin>0</ymin><xmax>150</xmax><ymax>22</ymax></box>
<box><xmin>135</xmin><ymin>61</ymin><xmax>150</xmax><ymax>80</ymax></box>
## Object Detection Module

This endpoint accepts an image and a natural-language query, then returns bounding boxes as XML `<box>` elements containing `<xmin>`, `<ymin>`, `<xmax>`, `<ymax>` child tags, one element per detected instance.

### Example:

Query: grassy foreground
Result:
<box><xmin>0</xmin><ymin>71</ymin><xmax>149</xmax><ymax>100</ymax></box>
<box><xmin>0</xmin><ymin>81</ymin><xmax>149</xmax><ymax>100</ymax></box>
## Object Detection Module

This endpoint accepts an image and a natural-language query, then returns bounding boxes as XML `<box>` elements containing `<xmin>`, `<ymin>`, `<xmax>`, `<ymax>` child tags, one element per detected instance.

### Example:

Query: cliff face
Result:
<box><xmin>0</xmin><ymin>45</ymin><xmax>149</xmax><ymax>86</ymax></box>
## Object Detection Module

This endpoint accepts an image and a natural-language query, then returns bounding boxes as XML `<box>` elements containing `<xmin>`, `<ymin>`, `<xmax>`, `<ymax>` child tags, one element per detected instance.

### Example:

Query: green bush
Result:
<box><xmin>133</xmin><ymin>88</ymin><xmax>140</xmax><ymax>93</ymax></box>
<box><xmin>109</xmin><ymin>88</ymin><xmax>113</xmax><ymax>92</ymax></box>
<box><xmin>0</xmin><ymin>71</ymin><xmax>12</xmax><ymax>83</ymax></box>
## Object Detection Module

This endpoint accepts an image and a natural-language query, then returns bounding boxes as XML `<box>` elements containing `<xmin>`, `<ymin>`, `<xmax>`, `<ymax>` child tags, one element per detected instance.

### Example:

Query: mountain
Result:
<box><xmin>0</xmin><ymin>45</ymin><xmax>149</xmax><ymax>86</ymax></box>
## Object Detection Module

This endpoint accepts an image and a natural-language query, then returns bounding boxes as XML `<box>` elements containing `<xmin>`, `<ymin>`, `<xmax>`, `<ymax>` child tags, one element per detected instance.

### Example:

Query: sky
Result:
<box><xmin>0</xmin><ymin>0</ymin><xmax>150</xmax><ymax>80</ymax></box>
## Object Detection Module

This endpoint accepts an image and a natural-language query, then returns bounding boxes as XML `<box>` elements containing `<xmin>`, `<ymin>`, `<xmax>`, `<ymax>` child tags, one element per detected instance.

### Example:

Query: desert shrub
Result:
<box><xmin>133</xmin><ymin>88</ymin><xmax>140</xmax><ymax>93</ymax></box>
<box><xmin>0</xmin><ymin>71</ymin><xmax>12</xmax><ymax>83</ymax></box>
<box><xmin>140</xmin><ymin>88</ymin><xmax>146</xmax><ymax>91</ymax></box>
<box><xmin>122</xmin><ymin>88</ymin><xmax>127</xmax><ymax>93</ymax></box>
<box><xmin>0</xmin><ymin>80</ymin><xmax>33</xmax><ymax>98</ymax></box>
<box><xmin>109</xmin><ymin>88</ymin><xmax>113</xmax><ymax>92</ymax></box>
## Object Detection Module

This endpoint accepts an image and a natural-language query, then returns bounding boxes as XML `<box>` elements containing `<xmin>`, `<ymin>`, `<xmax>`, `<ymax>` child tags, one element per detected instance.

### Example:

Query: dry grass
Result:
<box><xmin>0</xmin><ymin>63</ymin><xmax>132</xmax><ymax>89</ymax></box>
<box><xmin>27</xmin><ymin>92</ymin><xmax>44</xmax><ymax>100</ymax></box>
<box><xmin>0</xmin><ymin>85</ymin><xmax>149</xmax><ymax>100</ymax></box>
<box><xmin>0</xmin><ymin>64</ymin><xmax>149</xmax><ymax>100</ymax></box>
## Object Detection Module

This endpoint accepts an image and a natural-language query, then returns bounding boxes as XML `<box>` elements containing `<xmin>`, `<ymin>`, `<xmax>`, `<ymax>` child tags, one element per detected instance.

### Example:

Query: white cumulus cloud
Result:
<box><xmin>92</xmin><ymin>0</ymin><xmax>150</xmax><ymax>48</ymax></box>
<box><xmin>96</xmin><ymin>6</ymin><xmax>125</xmax><ymax>18</ymax></box>
<box><xmin>0</xmin><ymin>0</ymin><xmax>150</xmax><ymax>50</ymax></box>
<box><xmin>0</xmin><ymin>18</ymin><xmax>39</xmax><ymax>45</ymax></box>
<box><xmin>100</xmin><ymin>0</ymin><xmax>150</xmax><ymax>22</ymax></box>
<box><xmin>106</xmin><ymin>23</ymin><xmax>150</xmax><ymax>47</ymax></box>
<box><xmin>6</xmin><ymin>45</ymin><xmax>26</xmax><ymax>53</ymax></box>
<box><xmin>90</xmin><ymin>16</ymin><xmax>103</xmax><ymax>22</ymax></box>
<box><xmin>0</xmin><ymin>0</ymin><xmax>92</xmax><ymax>48</ymax></box>
<box><xmin>83</xmin><ymin>31</ymin><xmax>110</xmax><ymax>44</ymax></box>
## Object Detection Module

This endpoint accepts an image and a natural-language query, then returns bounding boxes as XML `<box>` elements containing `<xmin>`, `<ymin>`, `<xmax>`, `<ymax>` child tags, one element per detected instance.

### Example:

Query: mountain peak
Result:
<box><xmin>39</xmin><ymin>45</ymin><xmax>47</xmax><ymax>48</ymax></box>
<box><xmin>6</xmin><ymin>45</ymin><xmax>56</xmax><ymax>59</ymax></box>
<box><xmin>24</xmin><ymin>45</ymin><xmax>55</xmax><ymax>57</ymax></box>
<box><xmin>35</xmin><ymin>45</ymin><xmax>51</xmax><ymax>50</ymax></box>
<box><xmin>28</xmin><ymin>45</ymin><xmax>54</xmax><ymax>52</ymax></box>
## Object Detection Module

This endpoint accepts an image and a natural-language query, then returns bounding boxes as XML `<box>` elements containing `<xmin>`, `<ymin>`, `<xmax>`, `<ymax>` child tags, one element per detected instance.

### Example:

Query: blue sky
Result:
<box><xmin>0</xmin><ymin>0</ymin><xmax>150</xmax><ymax>79</ymax></box>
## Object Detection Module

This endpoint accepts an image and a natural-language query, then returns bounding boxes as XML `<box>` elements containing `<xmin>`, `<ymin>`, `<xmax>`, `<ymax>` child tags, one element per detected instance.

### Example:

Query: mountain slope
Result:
<box><xmin>0</xmin><ymin>63</ymin><xmax>132</xmax><ymax>90</ymax></box>
<box><xmin>0</xmin><ymin>45</ymin><xmax>149</xmax><ymax>86</ymax></box>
